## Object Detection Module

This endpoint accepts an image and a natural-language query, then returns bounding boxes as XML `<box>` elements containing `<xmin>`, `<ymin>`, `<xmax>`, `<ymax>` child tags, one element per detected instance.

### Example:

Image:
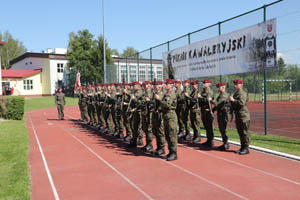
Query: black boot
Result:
<box><xmin>127</xmin><ymin>141</ymin><xmax>137</xmax><ymax>148</ymax></box>
<box><xmin>202</xmin><ymin>140</ymin><xmax>214</xmax><ymax>148</ymax></box>
<box><xmin>143</xmin><ymin>144</ymin><xmax>153</xmax><ymax>152</ymax></box>
<box><xmin>118</xmin><ymin>132</ymin><xmax>124</xmax><ymax>139</ymax></box>
<box><xmin>238</xmin><ymin>148</ymin><xmax>249</xmax><ymax>155</ymax></box>
<box><xmin>124</xmin><ymin>135</ymin><xmax>131</xmax><ymax>142</ymax></box>
<box><xmin>193</xmin><ymin>136</ymin><xmax>201</xmax><ymax>143</ymax></box>
<box><xmin>137</xmin><ymin>138</ymin><xmax>144</xmax><ymax>146</ymax></box>
<box><xmin>184</xmin><ymin>133</ymin><xmax>192</xmax><ymax>140</ymax></box>
<box><xmin>154</xmin><ymin>148</ymin><xmax>165</xmax><ymax>156</ymax></box>
<box><xmin>167</xmin><ymin>153</ymin><xmax>178</xmax><ymax>161</ymax></box>
<box><xmin>178</xmin><ymin>131</ymin><xmax>185</xmax><ymax>139</ymax></box>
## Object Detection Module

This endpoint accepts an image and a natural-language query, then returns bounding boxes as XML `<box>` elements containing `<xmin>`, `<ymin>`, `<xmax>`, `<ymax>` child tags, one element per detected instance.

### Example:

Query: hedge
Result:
<box><xmin>0</xmin><ymin>96</ymin><xmax>25</xmax><ymax>120</ymax></box>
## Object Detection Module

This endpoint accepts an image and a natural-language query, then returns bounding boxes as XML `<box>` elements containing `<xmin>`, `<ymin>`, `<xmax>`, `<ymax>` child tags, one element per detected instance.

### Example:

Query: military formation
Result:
<box><xmin>76</xmin><ymin>79</ymin><xmax>251</xmax><ymax>161</ymax></box>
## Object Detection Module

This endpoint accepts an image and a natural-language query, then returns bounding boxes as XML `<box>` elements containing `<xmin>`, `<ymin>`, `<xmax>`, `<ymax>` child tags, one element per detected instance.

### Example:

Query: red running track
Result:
<box><xmin>27</xmin><ymin>106</ymin><xmax>300</xmax><ymax>200</ymax></box>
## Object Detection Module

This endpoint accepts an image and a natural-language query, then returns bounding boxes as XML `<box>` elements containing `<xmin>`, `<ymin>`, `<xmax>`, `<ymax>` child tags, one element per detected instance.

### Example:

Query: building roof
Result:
<box><xmin>10</xmin><ymin>52</ymin><xmax>66</xmax><ymax>65</ymax></box>
<box><xmin>2</xmin><ymin>69</ymin><xmax>42</xmax><ymax>78</ymax></box>
<box><xmin>0</xmin><ymin>41</ymin><xmax>6</xmax><ymax>46</ymax></box>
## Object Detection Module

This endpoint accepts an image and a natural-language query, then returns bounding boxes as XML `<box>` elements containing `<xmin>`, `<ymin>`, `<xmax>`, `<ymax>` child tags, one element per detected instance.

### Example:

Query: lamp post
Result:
<box><xmin>0</xmin><ymin>41</ymin><xmax>6</xmax><ymax>96</ymax></box>
<box><xmin>102</xmin><ymin>0</ymin><xmax>106</xmax><ymax>83</ymax></box>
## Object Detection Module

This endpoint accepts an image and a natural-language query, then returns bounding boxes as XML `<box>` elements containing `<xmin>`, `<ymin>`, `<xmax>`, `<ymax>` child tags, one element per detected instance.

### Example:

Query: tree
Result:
<box><xmin>121</xmin><ymin>46</ymin><xmax>138</xmax><ymax>57</ymax></box>
<box><xmin>66</xmin><ymin>29</ymin><xmax>113</xmax><ymax>85</ymax></box>
<box><xmin>0</xmin><ymin>31</ymin><xmax>27</xmax><ymax>69</ymax></box>
<box><xmin>111</xmin><ymin>49</ymin><xmax>119</xmax><ymax>56</ymax></box>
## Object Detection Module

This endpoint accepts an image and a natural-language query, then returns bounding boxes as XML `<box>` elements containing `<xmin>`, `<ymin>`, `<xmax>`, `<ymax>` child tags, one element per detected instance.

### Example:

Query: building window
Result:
<box><xmin>30</xmin><ymin>61</ymin><xmax>32</xmax><ymax>64</ymax></box>
<box><xmin>57</xmin><ymin>63</ymin><xmax>64</xmax><ymax>73</ymax></box>
<box><xmin>120</xmin><ymin>65</ymin><xmax>128</xmax><ymax>82</ymax></box>
<box><xmin>129</xmin><ymin>65</ymin><xmax>136</xmax><ymax>82</ymax></box>
<box><xmin>139</xmin><ymin>66</ymin><xmax>146</xmax><ymax>81</ymax></box>
<box><xmin>23</xmin><ymin>80</ymin><xmax>33</xmax><ymax>90</ymax></box>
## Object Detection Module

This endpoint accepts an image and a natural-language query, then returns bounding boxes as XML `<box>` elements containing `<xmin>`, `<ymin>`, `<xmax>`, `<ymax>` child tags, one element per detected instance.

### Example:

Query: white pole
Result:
<box><xmin>102</xmin><ymin>0</ymin><xmax>106</xmax><ymax>83</ymax></box>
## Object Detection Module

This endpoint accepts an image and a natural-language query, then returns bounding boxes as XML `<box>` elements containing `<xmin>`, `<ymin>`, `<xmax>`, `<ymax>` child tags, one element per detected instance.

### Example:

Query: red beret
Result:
<box><xmin>175</xmin><ymin>80</ymin><xmax>182</xmax><ymax>84</ymax></box>
<box><xmin>132</xmin><ymin>81</ymin><xmax>140</xmax><ymax>85</ymax></box>
<box><xmin>191</xmin><ymin>80</ymin><xmax>198</xmax><ymax>85</ymax></box>
<box><xmin>202</xmin><ymin>80</ymin><xmax>212</xmax><ymax>83</ymax></box>
<box><xmin>233</xmin><ymin>80</ymin><xmax>243</xmax><ymax>84</ymax></box>
<box><xmin>183</xmin><ymin>80</ymin><xmax>190</xmax><ymax>83</ymax></box>
<box><xmin>154</xmin><ymin>81</ymin><xmax>163</xmax><ymax>85</ymax></box>
<box><xmin>216</xmin><ymin>82</ymin><xmax>226</xmax><ymax>87</ymax></box>
<box><xmin>123</xmin><ymin>82</ymin><xmax>129</xmax><ymax>86</ymax></box>
<box><xmin>143</xmin><ymin>81</ymin><xmax>152</xmax><ymax>85</ymax></box>
<box><xmin>165</xmin><ymin>79</ymin><xmax>175</xmax><ymax>84</ymax></box>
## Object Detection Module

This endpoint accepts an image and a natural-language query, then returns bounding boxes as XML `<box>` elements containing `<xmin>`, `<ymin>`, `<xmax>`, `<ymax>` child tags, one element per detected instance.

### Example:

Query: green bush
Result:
<box><xmin>0</xmin><ymin>96</ymin><xmax>24</xmax><ymax>120</ymax></box>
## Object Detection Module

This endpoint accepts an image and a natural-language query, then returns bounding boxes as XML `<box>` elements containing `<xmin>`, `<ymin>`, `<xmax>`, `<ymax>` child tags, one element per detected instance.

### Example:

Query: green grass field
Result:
<box><xmin>0</xmin><ymin>96</ymin><xmax>299</xmax><ymax>199</ymax></box>
<box><xmin>0</xmin><ymin>96</ymin><xmax>78</xmax><ymax>200</ymax></box>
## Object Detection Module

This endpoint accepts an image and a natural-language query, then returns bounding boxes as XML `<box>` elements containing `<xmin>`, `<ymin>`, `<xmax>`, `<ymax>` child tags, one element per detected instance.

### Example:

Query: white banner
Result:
<box><xmin>163</xmin><ymin>19</ymin><xmax>277</xmax><ymax>79</ymax></box>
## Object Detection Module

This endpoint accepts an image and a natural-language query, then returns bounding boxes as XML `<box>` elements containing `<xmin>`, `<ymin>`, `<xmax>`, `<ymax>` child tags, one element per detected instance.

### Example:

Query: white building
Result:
<box><xmin>113</xmin><ymin>57</ymin><xmax>164</xmax><ymax>83</ymax></box>
<box><xmin>9</xmin><ymin>48</ymin><xmax>68</xmax><ymax>95</ymax></box>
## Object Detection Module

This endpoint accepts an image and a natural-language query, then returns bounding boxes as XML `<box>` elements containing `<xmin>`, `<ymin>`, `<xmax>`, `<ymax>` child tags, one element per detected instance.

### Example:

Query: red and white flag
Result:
<box><xmin>74</xmin><ymin>72</ymin><xmax>81</xmax><ymax>92</ymax></box>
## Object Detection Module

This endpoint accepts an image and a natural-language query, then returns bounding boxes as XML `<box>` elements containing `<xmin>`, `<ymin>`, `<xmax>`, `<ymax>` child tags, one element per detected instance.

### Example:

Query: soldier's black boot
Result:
<box><xmin>202</xmin><ymin>140</ymin><xmax>214</xmax><ymax>148</ymax></box>
<box><xmin>167</xmin><ymin>153</ymin><xmax>178</xmax><ymax>161</ymax></box>
<box><xmin>137</xmin><ymin>138</ymin><xmax>144</xmax><ymax>146</ymax></box>
<box><xmin>118</xmin><ymin>132</ymin><xmax>124</xmax><ymax>139</ymax></box>
<box><xmin>184</xmin><ymin>133</ymin><xmax>192</xmax><ymax>140</ymax></box>
<box><xmin>238</xmin><ymin>148</ymin><xmax>249</xmax><ymax>155</ymax></box>
<box><xmin>124</xmin><ymin>135</ymin><xmax>131</xmax><ymax>142</ymax></box>
<box><xmin>127</xmin><ymin>140</ymin><xmax>137</xmax><ymax>148</ymax></box>
<box><xmin>178</xmin><ymin>131</ymin><xmax>185</xmax><ymax>139</ymax></box>
<box><xmin>193</xmin><ymin>136</ymin><xmax>201</xmax><ymax>143</ymax></box>
<box><xmin>217</xmin><ymin>143</ymin><xmax>230</xmax><ymax>151</ymax></box>
<box><xmin>143</xmin><ymin>144</ymin><xmax>153</xmax><ymax>152</ymax></box>
<box><xmin>154</xmin><ymin>148</ymin><xmax>165</xmax><ymax>156</ymax></box>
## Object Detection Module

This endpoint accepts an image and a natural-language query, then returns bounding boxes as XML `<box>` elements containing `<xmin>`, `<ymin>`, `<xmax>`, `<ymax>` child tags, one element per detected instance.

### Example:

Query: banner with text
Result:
<box><xmin>162</xmin><ymin>18</ymin><xmax>277</xmax><ymax>79</ymax></box>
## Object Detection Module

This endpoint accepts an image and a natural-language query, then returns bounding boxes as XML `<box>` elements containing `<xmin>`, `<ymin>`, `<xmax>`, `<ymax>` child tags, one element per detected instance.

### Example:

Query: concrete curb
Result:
<box><xmin>201</xmin><ymin>134</ymin><xmax>300</xmax><ymax>162</ymax></box>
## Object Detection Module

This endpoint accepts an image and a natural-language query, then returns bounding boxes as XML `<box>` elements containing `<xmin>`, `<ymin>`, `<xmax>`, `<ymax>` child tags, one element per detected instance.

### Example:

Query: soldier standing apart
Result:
<box><xmin>55</xmin><ymin>87</ymin><xmax>66</xmax><ymax>120</ymax></box>
<box><xmin>213</xmin><ymin>83</ymin><xmax>230</xmax><ymax>150</ymax></box>
<box><xmin>229</xmin><ymin>80</ymin><xmax>251</xmax><ymax>155</ymax></box>
<box><xmin>155</xmin><ymin>79</ymin><xmax>178</xmax><ymax>161</ymax></box>
<box><xmin>185</xmin><ymin>80</ymin><xmax>202</xmax><ymax>143</ymax></box>
<box><xmin>175</xmin><ymin>80</ymin><xmax>185</xmax><ymax>139</ymax></box>
<box><xmin>199</xmin><ymin>80</ymin><xmax>215</xmax><ymax>147</ymax></box>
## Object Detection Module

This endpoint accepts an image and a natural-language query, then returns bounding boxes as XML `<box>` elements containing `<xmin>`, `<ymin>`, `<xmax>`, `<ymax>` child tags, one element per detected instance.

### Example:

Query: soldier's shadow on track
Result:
<box><xmin>70</xmin><ymin>121</ymin><xmax>157</xmax><ymax>159</ymax></box>
<box><xmin>179</xmin><ymin>138</ymin><xmax>237</xmax><ymax>154</ymax></box>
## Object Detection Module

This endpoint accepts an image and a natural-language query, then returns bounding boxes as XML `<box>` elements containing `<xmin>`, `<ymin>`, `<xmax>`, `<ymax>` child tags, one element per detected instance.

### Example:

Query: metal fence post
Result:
<box><xmin>263</xmin><ymin>5</ymin><xmax>268</xmax><ymax>135</ymax></box>
<box><xmin>150</xmin><ymin>48</ymin><xmax>153</xmax><ymax>81</ymax></box>
<box><xmin>137</xmin><ymin>53</ymin><xmax>140</xmax><ymax>82</ymax></box>
<box><xmin>296</xmin><ymin>64</ymin><xmax>298</xmax><ymax>100</ymax></box>
<box><xmin>126</xmin><ymin>57</ymin><xmax>129</xmax><ymax>82</ymax></box>
<box><xmin>218</xmin><ymin>22</ymin><xmax>222</xmax><ymax>82</ymax></box>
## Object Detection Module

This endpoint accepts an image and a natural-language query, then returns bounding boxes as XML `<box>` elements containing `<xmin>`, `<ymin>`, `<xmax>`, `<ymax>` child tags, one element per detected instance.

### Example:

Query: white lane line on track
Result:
<box><xmin>184</xmin><ymin>146</ymin><xmax>300</xmax><ymax>186</ymax></box>
<box><xmin>62</xmin><ymin>119</ymin><xmax>153</xmax><ymax>200</ymax></box>
<box><xmin>165</xmin><ymin>161</ymin><xmax>248</xmax><ymax>200</ymax></box>
<box><xmin>28</xmin><ymin>114</ymin><xmax>60</xmax><ymax>200</ymax></box>
<box><xmin>65</xmin><ymin>115</ymin><xmax>247</xmax><ymax>199</ymax></box>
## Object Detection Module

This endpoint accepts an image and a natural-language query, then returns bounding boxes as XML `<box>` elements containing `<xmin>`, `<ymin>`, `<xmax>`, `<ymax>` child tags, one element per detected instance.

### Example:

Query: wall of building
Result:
<box><xmin>2</xmin><ymin>73</ymin><xmax>42</xmax><ymax>96</ymax></box>
<box><xmin>49</xmin><ymin>59</ymin><xmax>68</xmax><ymax>94</ymax></box>
<box><xmin>10</xmin><ymin>57</ymin><xmax>44</xmax><ymax>70</ymax></box>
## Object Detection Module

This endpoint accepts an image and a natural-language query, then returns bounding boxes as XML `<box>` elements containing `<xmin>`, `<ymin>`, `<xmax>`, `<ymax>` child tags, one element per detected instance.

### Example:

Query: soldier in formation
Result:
<box><xmin>75</xmin><ymin>78</ymin><xmax>251</xmax><ymax>160</ymax></box>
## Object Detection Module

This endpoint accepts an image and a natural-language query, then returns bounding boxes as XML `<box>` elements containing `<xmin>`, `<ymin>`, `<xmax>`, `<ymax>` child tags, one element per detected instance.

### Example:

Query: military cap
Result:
<box><xmin>183</xmin><ymin>80</ymin><xmax>190</xmax><ymax>83</ymax></box>
<box><xmin>165</xmin><ymin>79</ymin><xmax>175</xmax><ymax>84</ymax></box>
<box><xmin>202</xmin><ymin>80</ymin><xmax>212</xmax><ymax>83</ymax></box>
<box><xmin>143</xmin><ymin>81</ymin><xmax>152</xmax><ymax>85</ymax></box>
<box><xmin>233</xmin><ymin>79</ymin><xmax>243</xmax><ymax>84</ymax></box>
<box><xmin>216</xmin><ymin>82</ymin><xmax>226</xmax><ymax>88</ymax></box>
<box><xmin>175</xmin><ymin>80</ymin><xmax>182</xmax><ymax>84</ymax></box>
<box><xmin>155</xmin><ymin>81</ymin><xmax>163</xmax><ymax>85</ymax></box>
<box><xmin>191</xmin><ymin>80</ymin><xmax>198</xmax><ymax>85</ymax></box>
<box><xmin>132</xmin><ymin>81</ymin><xmax>140</xmax><ymax>85</ymax></box>
<box><xmin>123</xmin><ymin>82</ymin><xmax>129</xmax><ymax>85</ymax></box>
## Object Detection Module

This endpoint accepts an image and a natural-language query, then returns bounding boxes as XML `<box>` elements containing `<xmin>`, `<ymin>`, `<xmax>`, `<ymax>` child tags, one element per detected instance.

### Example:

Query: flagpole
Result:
<box><xmin>102</xmin><ymin>0</ymin><xmax>106</xmax><ymax>83</ymax></box>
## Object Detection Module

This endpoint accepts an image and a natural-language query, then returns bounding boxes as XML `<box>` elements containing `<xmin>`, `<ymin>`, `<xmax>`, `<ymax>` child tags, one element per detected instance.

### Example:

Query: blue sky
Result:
<box><xmin>0</xmin><ymin>0</ymin><xmax>299</xmax><ymax>63</ymax></box>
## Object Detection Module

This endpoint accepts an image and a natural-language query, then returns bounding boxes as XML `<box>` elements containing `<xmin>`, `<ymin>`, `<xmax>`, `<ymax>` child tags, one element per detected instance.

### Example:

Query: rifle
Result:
<box><xmin>207</xmin><ymin>94</ymin><xmax>213</xmax><ymax>116</ymax></box>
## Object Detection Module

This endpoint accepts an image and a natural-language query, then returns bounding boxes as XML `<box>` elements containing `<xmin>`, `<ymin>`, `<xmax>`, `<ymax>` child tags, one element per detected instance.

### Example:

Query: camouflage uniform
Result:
<box><xmin>81</xmin><ymin>91</ymin><xmax>89</xmax><ymax>122</ymax></box>
<box><xmin>55</xmin><ymin>92</ymin><xmax>65</xmax><ymax>120</ymax></box>
<box><xmin>183</xmin><ymin>85</ymin><xmax>192</xmax><ymax>140</ymax></box>
<box><xmin>213</xmin><ymin>91</ymin><xmax>230</xmax><ymax>147</ymax></box>
<box><xmin>175</xmin><ymin>86</ymin><xmax>185</xmax><ymax>136</ymax></box>
<box><xmin>152</xmin><ymin>90</ymin><xmax>165</xmax><ymax>153</ymax></box>
<box><xmin>141</xmin><ymin>88</ymin><xmax>153</xmax><ymax>150</ymax></box>
<box><xmin>232</xmin><ymin>89</ymin><xmax>251</xmax><ymax>152</ymax></box>
<box><xmin>188</xmin><ymin>88</ymin><xmax>201</xmax><ymax>142</ymax></box>
<box><xmin>159</xmin><ymin>86</ymin><xmax>178</xmax><ymax>160</ymax></box>
<box><xmin>122</xmin><ymin>89</ymin><xmax>132</xmax><ymax>141</ymax></box>
<box><xmin>199</xmin><ymin>87</ymin><xmax>215</xmax><ymax>145</ymax></box>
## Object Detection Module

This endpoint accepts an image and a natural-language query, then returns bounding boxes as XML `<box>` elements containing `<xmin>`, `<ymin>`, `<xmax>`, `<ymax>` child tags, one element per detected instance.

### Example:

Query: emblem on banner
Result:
<box><xmin>267</xmin><ymin>24</ymin><xmax>273</xmax><ymax>32</ymax></box>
